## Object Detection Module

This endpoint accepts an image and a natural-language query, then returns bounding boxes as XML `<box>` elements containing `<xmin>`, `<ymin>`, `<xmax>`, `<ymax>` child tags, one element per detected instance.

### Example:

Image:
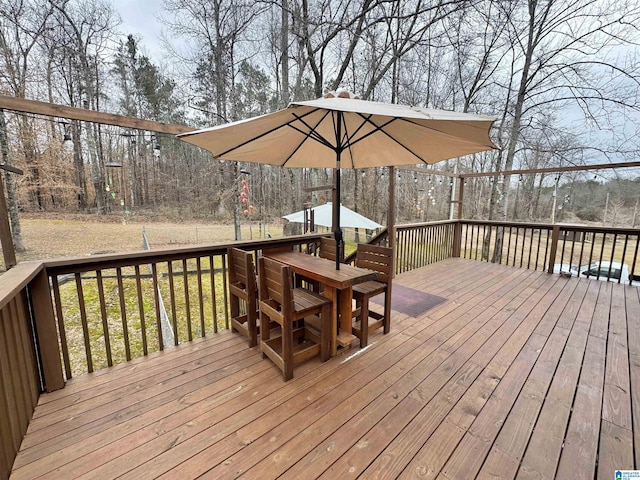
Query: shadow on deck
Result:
<box><xmin>10</xmin><ymin>258</ymin><xmax>640</xmax><ymax>479</ymax></box>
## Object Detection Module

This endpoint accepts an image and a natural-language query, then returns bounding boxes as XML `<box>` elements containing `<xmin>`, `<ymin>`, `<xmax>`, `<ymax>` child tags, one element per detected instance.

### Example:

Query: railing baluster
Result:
<box><xmin>578</xmin><ymin>231</ymin><xmax>586</xmax><ymax>272</ymax></box>
<box><xmin>534</xmin><ymin>228</ymin><xmax>541</xmax><ymax>271</ymax></box>
<box><xmin>608</xmin><ymin>233</ymin><xmax>618</xmax><ymax>282</ymax></box>
<box><xmin>519</xmin><ymin>228</ymin><xmax>525</xmax><ymax>268</ymax></box>
<box><xmin>469</xmin><ymin>223</ymin><xmax>473</xmax><ymax>259</ymax></box>
<box><xmin>196</xmin><ymin>257</ymin><xmax>205</xmax><ymax>337</ymax></box>
<box><xmin>115</xmin><ymin>268</ymin><xmax>131</xmax><ymax>362</ymax></box>
<box><xmin>586</xmin><ymin>231</ymin><xmax>597</xmax><ymax>276</ymax></box>
<box><xmin>560</xmin><ymin>228</ymin><xmax>567</xmax><ymax>267</ymax></box>
<box><xmin>543</xmin><ymin>228</ymin><xmax>550</xmax><ymax>271</ymax></box>
<box><xmin>526</xmin><ymin>227</ymin><xmax>533</xmax><ymax>269</ymax></box>
<box><xmin>409</xmin><ymin>229</ymin><xmax>414</xmax><ymax>271</ymax></box>
<box><xmin>505</xmin><ymin>226</ymin><xmax>512</xmax><ymax>266</ymax></box>
<box><xmin>182</xmin><ymin>259</ymin><xmax>192</xmax><ymax>342</ymax></box>
<box><xmin>167</xmin><ymin>261</ymin><xmax>178</xmax><ymax>345</ymax></box>
<box><xmin>50</xmin><ymin>276</ymin><xmax>72</xmax><ymax>379</ymax></box>
<box><xmin>74</xmin><ymin>273</ymin><xmax>93</xmax><ymax>373</ymax></box>
<box><xmin>419</xmin><ymin>226</ymin><xmax>425</xmax><ymax>266</ymax></box>
<box><xmin>95</xmin><ymin>270</ymin><xmax>113</xmax><ymax>367</ymax></box>
<box><xmin>209</xmin><ymin>255</ymin><xmax>218</xmax><ymax>333</ymax></box>
<box><xmin>568</xmin><ymin>230</ymin><xmax>577</xmax><ymax>272</ymax></box>
<box><xmin>222</xmin><ymin>255</ymin><xmax>230</xmax><ymax>329</ymax></box>
<box><xmin>620</xmin><ymin>234</ymin><xmax>629</xmax><ymax>284</ymax></box>
<box><xmin>134</xmin><ymin>265</ymin><xmax>148</xmax><ymax>356</ymax></box>
<box><xmin>596</xmin><ymin>233</ymin><xmax>607</xmax><ymax>280</ymax></box>
<box><xmin>151</xmin><ymin>263</ymin><xmax>164</xmax><ymax>350</ymax></box>
<box><xmin>630</xmin><ymin>235</ymin><xmax>639</xmax><ymax>285</ymax></box>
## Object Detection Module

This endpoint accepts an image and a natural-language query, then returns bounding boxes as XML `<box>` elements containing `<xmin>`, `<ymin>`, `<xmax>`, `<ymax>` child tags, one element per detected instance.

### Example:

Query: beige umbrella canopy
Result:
<box><xmin>178</xmin><ymin>90</ymin><xmax>497</xmax><ymax>268</ymax></box>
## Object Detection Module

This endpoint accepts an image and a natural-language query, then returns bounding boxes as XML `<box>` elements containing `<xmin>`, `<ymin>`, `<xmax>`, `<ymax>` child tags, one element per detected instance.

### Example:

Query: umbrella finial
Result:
<box><xmin>323</xmin><ymin>89</ymin><xmax>360</xmax><ymax>100</ymax></box>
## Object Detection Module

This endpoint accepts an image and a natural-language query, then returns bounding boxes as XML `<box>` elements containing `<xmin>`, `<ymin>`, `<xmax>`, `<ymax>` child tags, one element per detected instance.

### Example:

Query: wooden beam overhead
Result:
<box><xmin>459</xmin><ymin>160</ymin><xmax>640</xmax><ymax>178</ymax></box>
<box><xmin>303</xmin><ymin>184</ymin><xmax>334</xmax><ymax>192</ymax></box>
<box><xmin>398</xmin><ymin>160</ymin><xmax>640</xmax><ymax>179</ymax></box>
<box><xmin>0</xmin><ymin>95</ymin><xmax>194</xmax><ymax>136</ymax></box>
<box><xmin>396</xmin><ymin>165</ymin><xmax>459</xmax><ymax>178</ymax></box>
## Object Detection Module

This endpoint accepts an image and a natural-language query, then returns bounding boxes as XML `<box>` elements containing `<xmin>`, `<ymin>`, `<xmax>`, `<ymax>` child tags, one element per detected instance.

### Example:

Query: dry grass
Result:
<box><xmin>6</xmin><ymin>213</ymin><xmax>283</xmax><ymax>269</ymax></box>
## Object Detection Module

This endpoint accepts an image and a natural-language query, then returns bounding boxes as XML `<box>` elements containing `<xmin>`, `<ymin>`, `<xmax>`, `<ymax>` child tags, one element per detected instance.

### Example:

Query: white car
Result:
<box><xmin>553</xmin><ymin>261</ymin><xmax>631</xmax><ymax>284</ymax></box>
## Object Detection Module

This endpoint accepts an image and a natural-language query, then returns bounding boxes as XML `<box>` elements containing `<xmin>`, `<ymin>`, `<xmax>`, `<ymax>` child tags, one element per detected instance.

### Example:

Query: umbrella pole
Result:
<box><xmin>333</xmin><ymin>163</ymin><xmax>342</xmax><ymax>270</ymax></box>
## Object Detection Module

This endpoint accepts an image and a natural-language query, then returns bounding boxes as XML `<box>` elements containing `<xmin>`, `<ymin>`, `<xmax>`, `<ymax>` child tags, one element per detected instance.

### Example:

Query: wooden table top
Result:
<box><xmin>264</xmin><ymin>251</ymin><xmax>377</xmax><ymax>289</ymax></box>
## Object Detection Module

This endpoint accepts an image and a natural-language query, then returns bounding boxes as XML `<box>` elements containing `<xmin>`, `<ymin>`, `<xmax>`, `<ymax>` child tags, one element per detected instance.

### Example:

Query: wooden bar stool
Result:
<box><xmin>228</xmin><ymin>248</ymin><xmax>259</xmax><ymax>347</ymax></box>
<box><xmin>318</xmin><ymin>237</ymin><xmax>338</xmax><ymax>262</ymax></box>
<box><xmin>257</xmin><ymin>256</ymin><xmax>332</xmax><ymax>381</ymax></box>
<box><xmin>351</xmin><ymin>244</ymin><xmax>393</xmax><ymax>347</ymax></box>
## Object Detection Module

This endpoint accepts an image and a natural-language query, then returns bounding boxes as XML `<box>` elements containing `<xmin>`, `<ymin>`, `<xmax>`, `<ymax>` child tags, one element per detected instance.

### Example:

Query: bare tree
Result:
<box><xmin>0</xmin><ymin>0</ymin><xmax>55</xmax><ymax>249</ymax></box>
<box><xmin>49</xmin><ymin>0</ymin><xmax>119</xmax><ymax>214</ymax></box>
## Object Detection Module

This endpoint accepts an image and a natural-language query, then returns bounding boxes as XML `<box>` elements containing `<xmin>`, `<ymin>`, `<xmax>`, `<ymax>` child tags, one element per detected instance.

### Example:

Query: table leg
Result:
<box><xmin>336</xmin><ymin>287</ymin><xmax>357</xmax><ymax>349</ymax></box>
<box><xmin>323</xmin><ymin>286</ymin><xmax>339</xmax><ymax>356</ymax></box>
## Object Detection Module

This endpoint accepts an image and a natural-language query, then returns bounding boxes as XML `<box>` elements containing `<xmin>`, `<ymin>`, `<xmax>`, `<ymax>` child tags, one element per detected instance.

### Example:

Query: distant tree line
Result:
<box><xmin>1</xmin><ymin>0</ymin><xmax>640</xmax><ymax>248</ymax></box>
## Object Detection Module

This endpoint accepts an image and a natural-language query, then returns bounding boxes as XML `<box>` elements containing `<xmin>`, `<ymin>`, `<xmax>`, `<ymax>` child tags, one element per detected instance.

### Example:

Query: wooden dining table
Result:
<box><xmin>264</xmin><ymin>250</ymin><xmax>377</xmax><ymax>356</ymax></box>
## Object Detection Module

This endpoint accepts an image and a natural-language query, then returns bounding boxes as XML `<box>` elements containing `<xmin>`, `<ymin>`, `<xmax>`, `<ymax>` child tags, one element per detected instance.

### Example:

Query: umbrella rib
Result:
<box><xmin>280</xmin><ymin>109</ymin><xmax>334</xmax><ymax>167</ymax></box>
<box><xmin>399</xmin><ymin>117</ymin><xmax>496</xmax><ymax>148</ymax></box>
<box><xmin>350</xmin><ymin>113</ymin><xmax>494</xmax><ymax>164</ymax></box>
<box><xmin>340</xmin><ymin>111</ymin><xmax>358</xmax><ymax>169</ymax></box>
<box><xmin>214</xmin><ymin>108</ymin><xmax>321</xmax><ymax>158</ymax></box>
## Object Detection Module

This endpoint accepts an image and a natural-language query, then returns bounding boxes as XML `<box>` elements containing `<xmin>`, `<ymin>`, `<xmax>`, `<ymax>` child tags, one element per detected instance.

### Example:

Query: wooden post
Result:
<box><xmin>547</xmin><ymin>224</ymin><xmax>561</xmax><ymax>274</ymax></box>
<box><xmin>452</xmin><ymin>177</ymin><xmax>464</xmax><ymax>257</ymax></box>
<box><xmin>30</xmin><ymin>269</ymin><xmax>65</xmax><ymax>392</ymax></box>
<box><xmin>388</xmin><ymin>167</ymin><xmax>396</xmax><ymax>271</ymax></box>
<box><xmin>457</xmin><ymin>177</ymin><xmax>464</xmax><ymax>219</ymax></box>
<box><xmin>0</xmin><ymin>172</ymin><xmax>16</xmax><ymax>269</ymax></box>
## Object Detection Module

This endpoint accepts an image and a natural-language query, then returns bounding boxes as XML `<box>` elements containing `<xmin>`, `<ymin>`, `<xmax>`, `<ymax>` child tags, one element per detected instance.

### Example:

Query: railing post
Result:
<box><xmin>30</xmin><ymin>269</ymin><xmax>64</xmax><ymax>392</ymax></box>
<box><xmin>547</xmin><ymin>224</ymin><xmax>561</xmax><ymax>273</ymax></box>
<box><xmin>452</xmin><ymin>221</ymin><xmax>462</xmax><ymax>258</ymax></box>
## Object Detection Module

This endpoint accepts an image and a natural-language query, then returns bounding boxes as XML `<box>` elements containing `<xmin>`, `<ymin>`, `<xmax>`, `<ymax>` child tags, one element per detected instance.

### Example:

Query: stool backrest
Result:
<box><xmin>228</xmin><ymin>248</ymin><xmax>257</xmax><ymax>291</ymax></box>
<box><xmin>257</xmin><ymin>256</ymin><xmax>295</xmax><ymax>321</ymax></box>
<box><xmin>355</xmin><ymin>244</ymin><xmax>393</xmax><ymax>284</ymax></box>
<box><xmin>318</xmin><ymin>237</ymin><xmax>338</xmax><ymax>262</ymax></box>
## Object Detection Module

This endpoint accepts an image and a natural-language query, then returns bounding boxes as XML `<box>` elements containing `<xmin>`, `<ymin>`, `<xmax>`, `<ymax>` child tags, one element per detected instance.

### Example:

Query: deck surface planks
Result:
<box><xmin>9</xmin><ymin>258</ymin><xmax>640</xmax><ymax>480</ymax></box>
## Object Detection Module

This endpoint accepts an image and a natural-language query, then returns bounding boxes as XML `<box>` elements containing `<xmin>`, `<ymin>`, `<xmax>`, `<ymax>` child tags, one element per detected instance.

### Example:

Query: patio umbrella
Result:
<box><xmin>283</xmin><ymin>202</ymin><xmax>383</xmax><ymax>230</ymax></box>
<box><xmin>178</xmin><ymin>90</ymin><xmax>497</xmax><ymax>269</ymax></box>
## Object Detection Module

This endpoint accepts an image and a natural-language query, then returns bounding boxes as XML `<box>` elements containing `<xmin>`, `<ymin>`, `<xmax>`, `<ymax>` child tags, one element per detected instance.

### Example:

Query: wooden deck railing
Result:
<box><xmin>344</xmin><ymin>222</ymin><xmax>456</xmax><ymax>274</ymax></box>
<box><xmin>394</xmin><ymin>221</ymin><xmax>456</xmax><ymax>274</ymax></box>
<box><xmin>459</xmin><ymin>220</ymin><xmax>554</xmax><ymax>271</ymax></box>
<box><xmin>0</xmin><ymin>262</ymin><xmax>64</xmax><ymax>480</ymax></box>
<box><xmin>0</xmin><ymin>234</ymin><xmax>324</xmax><ymax>480</ymax></box>
<box><xmin>458</xmin><ymin>220</ymin><xmax>639</xmax><ymax>284</ymax></box>
<box><xmin>1</xmin><ymin>220</ymin><xmax>638</xmax><ymax>480</ymax></box>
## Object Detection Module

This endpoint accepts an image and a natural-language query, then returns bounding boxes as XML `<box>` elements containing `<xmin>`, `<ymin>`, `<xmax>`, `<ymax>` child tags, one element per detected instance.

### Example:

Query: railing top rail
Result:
<box><xmin>459</xmin><ymin>219</ymin><xmax>640</xmax><ymax>234</ymax></box>
<box><xmin>0</xmin><ymin>261</ymin><xmax>44</xmax><ymax>310</ymax></box>
<box><xmin>43</xmin><ymin>233</ymin><xmax>329</xmax><ymax>275</ymax></box>
<box><xmin>396</xmin><ymin>220</ymin><xmax>458</xmax><ymax>231</ymax></box>
<box><xmin>460</xmin><ymin>219</ymin><xmax>554</xmax><ymax>229</ymax></box>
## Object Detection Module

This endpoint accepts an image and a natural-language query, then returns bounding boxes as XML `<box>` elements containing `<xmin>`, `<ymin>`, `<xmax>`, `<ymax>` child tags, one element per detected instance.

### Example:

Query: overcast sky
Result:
<box><xmin>112</xmin><ymin>0</ymin><xmax>164</xmax><ymax>61</ymax></box>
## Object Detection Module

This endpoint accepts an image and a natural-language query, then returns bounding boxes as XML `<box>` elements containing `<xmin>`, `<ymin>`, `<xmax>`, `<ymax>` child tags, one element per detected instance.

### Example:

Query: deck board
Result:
<box><xmin>10</xmin><ymin>258</ymin><xmax>640</xmax><ymax>479</ymax></box>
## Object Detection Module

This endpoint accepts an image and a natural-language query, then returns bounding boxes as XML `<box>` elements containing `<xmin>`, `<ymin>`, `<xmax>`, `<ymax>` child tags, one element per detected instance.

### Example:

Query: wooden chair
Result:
<box><xmin>352</xmin><ymin>244</ymin><xmax>393</xmax><ymax>347</ymax></box>
<box><xmin>228</xmin><ymin>248</ymin><xmax>259</xmax><ymax>347</ymax></box>
<box><xmin>257</xmin><ymin>256</ymin><xmax>332</xmax><ymax>381</ymax></box>
<box><xmin>318</xmin><ymin>237</ymin><xmax>338</xmax><ymax>262</ymax></box>
<box><xmin>303</xmin><ymin>237</ymin><xmax>338</xmax><ymax>293</ymax></box>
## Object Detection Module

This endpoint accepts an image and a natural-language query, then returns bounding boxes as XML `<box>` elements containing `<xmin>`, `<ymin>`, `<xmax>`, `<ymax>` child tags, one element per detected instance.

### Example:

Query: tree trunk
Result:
<box><xmin>0</xmin><ymin>109</ymin><xmax>24</xmax><ymax>252</ymax></box>
<box><xmin>280</xmin><ymin>0</ymin><xmax>290</xmax><ymax>106</ymax></box>
<box><xmin>71</xmin><ymin>121</ymin><xmax>88</xmax><ymax>209</ymax></box>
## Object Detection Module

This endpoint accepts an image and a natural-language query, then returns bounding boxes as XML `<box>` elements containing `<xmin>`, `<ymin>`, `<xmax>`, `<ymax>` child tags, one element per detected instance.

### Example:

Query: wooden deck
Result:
<box><xmin>10</xmin><ymin>258</ymin><xmax>640</xmax><ymax>479</ymax></box>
